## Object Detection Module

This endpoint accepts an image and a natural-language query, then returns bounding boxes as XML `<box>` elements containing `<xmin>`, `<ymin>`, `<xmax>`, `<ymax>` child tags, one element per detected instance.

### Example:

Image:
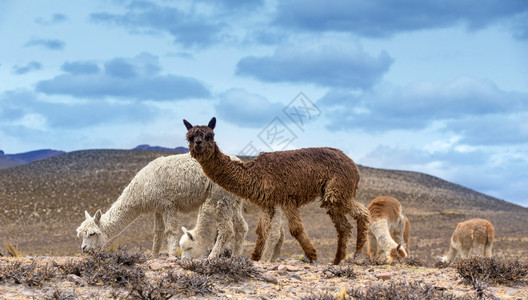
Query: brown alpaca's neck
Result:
<box><xmin>198</xmin><ymin>144</ymin><xmax>255</xmax><ymax>201</ymax></box>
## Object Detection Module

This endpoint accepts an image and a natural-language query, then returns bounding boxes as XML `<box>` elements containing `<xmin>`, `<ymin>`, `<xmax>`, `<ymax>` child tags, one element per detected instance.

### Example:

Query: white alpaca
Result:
<box><xmin>76</xmin><ymin>153</ymin><xmax>248</xmax><ymax>258</ymax></box>
<box><xmin>440</xmin><ymin>218</ymin><xmax>494</xmax><ymax>263</ymax></box>
<box><xmin>366</xmin><ymin>196</ymin><xmax>409</xmax><ymax>263</ymax></box>
<box><xmin>180</xmin><ymin>201</ymin><xmax>285</xmax><ymax>262</ymax></box>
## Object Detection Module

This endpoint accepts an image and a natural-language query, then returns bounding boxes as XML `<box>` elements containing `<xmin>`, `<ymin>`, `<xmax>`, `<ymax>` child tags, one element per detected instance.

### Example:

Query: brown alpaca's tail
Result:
<box><xmin>351</xmin><ymin>201</ymin><xmax>371</xmax><ymax>255</ymax></box>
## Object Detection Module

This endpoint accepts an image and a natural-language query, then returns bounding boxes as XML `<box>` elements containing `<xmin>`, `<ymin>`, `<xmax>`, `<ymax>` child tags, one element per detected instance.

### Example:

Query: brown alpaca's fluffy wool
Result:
<box><xmin>183</xmin><ymin>117</ymin><xmax>370</xmax><ymax>265</ymax></box>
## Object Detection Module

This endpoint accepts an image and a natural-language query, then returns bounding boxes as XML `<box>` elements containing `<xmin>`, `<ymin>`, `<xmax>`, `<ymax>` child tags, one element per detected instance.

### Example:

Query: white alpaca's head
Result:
<box><xmin>76</xmin><ymin>210</ymin><xmax>108</xmax><ymax>253</ymax></box>
<box><xmin>179</xmin><ymin>226</ymin><xmax>208</xmax><ymax>259</ymax></box>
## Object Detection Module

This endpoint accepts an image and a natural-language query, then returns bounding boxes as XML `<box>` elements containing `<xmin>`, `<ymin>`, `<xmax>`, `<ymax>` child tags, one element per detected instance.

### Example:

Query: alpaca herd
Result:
<box><xmin>76</xmin><ymin>117</ymin><xmax>495</xmax><ymax>265</ymax></box>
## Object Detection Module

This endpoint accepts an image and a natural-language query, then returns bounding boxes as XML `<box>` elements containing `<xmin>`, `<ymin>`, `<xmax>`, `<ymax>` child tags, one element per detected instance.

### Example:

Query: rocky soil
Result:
<box><xmin>1</xmin><ymin>255</ymin><xmax>527</xmax><ymax>299</ymax></box>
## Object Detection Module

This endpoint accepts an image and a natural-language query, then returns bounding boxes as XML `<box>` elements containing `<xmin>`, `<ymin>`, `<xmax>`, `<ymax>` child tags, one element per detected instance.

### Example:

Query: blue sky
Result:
<box><xmin>1</xmin><ymin>0</ymin><xmax>527</xmax><ymax>206</ymax></box>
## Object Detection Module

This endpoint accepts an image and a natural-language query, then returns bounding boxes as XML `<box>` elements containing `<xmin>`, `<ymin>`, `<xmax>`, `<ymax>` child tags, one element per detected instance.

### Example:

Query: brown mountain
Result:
<box><xmin>0</xmin><ymin>149</ymin><xmax>66</xmax><ymax>169</ymax></box>
<box><xmin>0</xmin><ymin>150</ymin><xmax>526</xmax><ymax>262</ymax></box>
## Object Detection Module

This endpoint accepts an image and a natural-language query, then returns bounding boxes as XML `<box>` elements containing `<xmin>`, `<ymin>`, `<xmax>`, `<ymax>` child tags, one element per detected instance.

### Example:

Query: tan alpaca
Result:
<box><xmin>441</xmin><ymin>218</ymin><xmax>494</xmax><ymax>263</ymax></box>
<box><xmin>183</xmin><ymin>117</ymin><xmax>370</xmax><ymax>265</ymax></box>
<box><xmin>366</xmin><ymin>196</ymin><xmax>409</xmax><ymax>263</ymax></box>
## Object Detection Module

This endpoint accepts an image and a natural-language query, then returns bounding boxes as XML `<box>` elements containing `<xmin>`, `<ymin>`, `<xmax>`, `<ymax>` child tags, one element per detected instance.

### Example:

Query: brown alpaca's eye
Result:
<box><xmin>205</xmin><ymin>134</ymin><xmax>212</xmax><ymax>141</ymax></box>
<box><xmin>189</xmin><ymin>136</ymin><xmax>194</xmax><ymax>142</ymax></box>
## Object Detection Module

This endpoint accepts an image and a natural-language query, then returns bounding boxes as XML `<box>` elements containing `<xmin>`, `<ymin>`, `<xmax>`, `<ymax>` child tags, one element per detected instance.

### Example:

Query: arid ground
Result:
<box><xmin>0</xmin><ymin>150</ymin><xmax>527</xmax><ymax>298</ymax></box>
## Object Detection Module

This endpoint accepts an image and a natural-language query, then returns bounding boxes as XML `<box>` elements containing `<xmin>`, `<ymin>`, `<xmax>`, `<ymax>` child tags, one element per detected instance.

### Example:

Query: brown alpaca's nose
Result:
<box><xmin>195</xmin><ymin>139</ymin><xmax>202</xmax><ymax>145</ymax></box>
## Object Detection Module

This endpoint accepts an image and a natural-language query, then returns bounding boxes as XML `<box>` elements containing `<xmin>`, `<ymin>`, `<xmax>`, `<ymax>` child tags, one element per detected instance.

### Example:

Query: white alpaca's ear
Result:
<box><xmin>94</xmin><ymin>210</ymin><xmax>102</xmax><ymax>225</ymax></box>
<box><xmin>183</xmin><ymin>119</ymin><xmax>193</xmax><ymax>130</ymax></box>
<box><xmin>183</xmin><ymin>227</ymin><xmax>194</xmax><ymax>241</ymax></box>
<box><xmin>208</xmin><ymin>117</ymin><xmax>216</xmax><ymax>130</ymax></box>
<box><xmin>85</xmin><ymin>211</ymin><xmax>92</xmax><ymax>219</ymax></box>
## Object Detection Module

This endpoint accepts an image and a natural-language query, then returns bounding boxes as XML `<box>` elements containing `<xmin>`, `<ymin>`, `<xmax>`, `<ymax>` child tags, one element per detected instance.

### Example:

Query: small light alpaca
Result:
<box><xmin>440</xmin><ymin>218</ymin><xmax>494</xmax><ymax>263</ymax></box>
<box><xmin>180</xmin><ymin>203</ymin><xmax>285</xmax><ymax>262</ymax></box>
<box><xmin>183</xmin><ymin>117</ymin><xmax>370</xmax><ymax>265</ymax></box>
<box><xmin>365</xmin><ymin>196</ymin><xmax>409</xmax><ymax>263</ymax></box>
<box><xmin>76</xmin><ymin>153</ymin><xmax>248</xmax><ymax>258</ymax></box>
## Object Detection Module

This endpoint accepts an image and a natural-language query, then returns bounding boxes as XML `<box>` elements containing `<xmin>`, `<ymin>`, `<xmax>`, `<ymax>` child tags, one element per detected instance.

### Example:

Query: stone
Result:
<box><xmin>287</xmin><ymin>274</ymin><xmax>302</xmax><ymax>281</ymax></box>
<box><xmin>66</xmin><ymin>274</ymin><xmax>87</xmax><ymax>286</ymax></box>
<box><xmin>262</xmin><ymin>272</ymin><xmax>279</xmax><ymax>284</ymax></box>
<box><xmin>278</xmin><ymin>264</ymin><xmax>300</xmax><ymax>272</ymax></box>
<box><xmin>167</xmin><ymin>256</ymin><xmax>179</xmax><ymax>262</ymax></box>
<box><xmin>149</xmin><ymin>261</ymin><xmax>164</xmax><ymax>270</ymax></box>
<box><xmin>375</xmin><ymin>272</ymin><xmax>391</xmax><ymax>280</ymax></box>
<box><xmin>287</xmin><ymin>260</ymin><xmax>303</xmax><ymax>266</ymax></box>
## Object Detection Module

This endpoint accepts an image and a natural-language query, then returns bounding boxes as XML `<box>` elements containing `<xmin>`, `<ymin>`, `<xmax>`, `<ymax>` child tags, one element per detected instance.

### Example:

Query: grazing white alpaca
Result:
<box><xmin>366</xmin><ymin>196</ymin><xmax>409</xmax><ymax>263</ymax></box>
<box><xmin>180</xmin><ymin>202</ymin><xmax>285</xmax><ymax>262</ymax></box>
<box><xmin>440</xmin><ymin>218</ymin><xmax>494</xmax><ymax>263</ymax></box>
<box><xmin>76</xmin><ymin>153</ymin><xmax>248</xmax><ymax>258</ymax></box>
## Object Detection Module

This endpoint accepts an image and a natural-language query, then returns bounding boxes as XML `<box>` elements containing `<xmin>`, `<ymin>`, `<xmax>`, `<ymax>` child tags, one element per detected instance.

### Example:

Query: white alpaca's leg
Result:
<box><xmin>209</xmin><ymin>197</ymin><xmax>235</xmax><ymax>259</ymax></box>
<box><xmin>261</xmin><ymin>207</ymin><xmax>283</xmax><ymax>262</ymax></box>
<box><xmin>231</xmin><ymin>203</ymin><xmax>248</xmax><ymax>257</ymax></box>
<box><xmin>270</xmin><ymin>223</ymin><xmax>285</xmax><ymax>262</ymax></box>
<box><xmin>162</xmin><ymin>208</ymin><xmax>180</xmax><ymax>257</ymax></box>
<box><xmin>209</xmin><ymin>219</ymin><xmax>233</xmax><ymax>259</ymax></box>
<box><xmin>367</xmin><ymin>232</ymin><xmax>377</xmax><ymax>259</ymax></box>
<box><xmin>152</xmin><ymin>212</ymin><xmax>165</xmax><ymax>256</ymax></box>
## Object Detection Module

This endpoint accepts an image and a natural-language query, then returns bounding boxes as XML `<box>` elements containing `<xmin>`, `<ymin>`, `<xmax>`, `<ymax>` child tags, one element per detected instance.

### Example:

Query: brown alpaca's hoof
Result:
<box><xmin>250</xmin><ymin>252</ymin><xmax>262</xmax><ymax>261</ymax></box>
<box><xmin>305</xmin><ymin>251</ymin><xmax>317</xmax><ymax>263</ymax></box>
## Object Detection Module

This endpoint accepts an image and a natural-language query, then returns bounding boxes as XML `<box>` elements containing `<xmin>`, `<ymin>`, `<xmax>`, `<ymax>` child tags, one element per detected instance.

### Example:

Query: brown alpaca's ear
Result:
<box><xmin>396</xmin><ymin>244</ymin><xmax>402</xmax><ymax>252</ymax></box>
<box><xmin>183</xmin><ymin>119</ymin><xmax>193</xmax><ymax>131</ymax></box>
<box><xmin>208</xmin><ymin>117</ymin><xmax>216</xmax><ymax>130</ymax></box>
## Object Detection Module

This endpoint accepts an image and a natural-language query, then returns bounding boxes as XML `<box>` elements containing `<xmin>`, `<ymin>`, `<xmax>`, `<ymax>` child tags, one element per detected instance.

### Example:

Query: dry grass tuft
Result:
<box><xmin>300</xmin><ymin>290</ymin><xmax>335</xmax><ymax>300</ymax></box>
<box><xmin>346</xmin><ymin>280</ymin><xmax>472</xmax><ymax>300</ymax></box>
<box><xmin>455</xmin><ymin>257</ymin><xmax>528</xmax><ymax>285</ymax></box>
<box><xmin>177</xmin><ymin>256</ymin><xmax>260</xmax><ymax>283</ymax></box>
<box><xmin>0</xmin><ymin>260</ymin><xmax>55</xmax><ymax>287</ymax></box>
<box><xmin>401</xmin><ymin>257</ymin><xmax>426</xmax><ymax>267</ymax></box>
<box><xmin>322</xmin><ymin>265</ymin><xmax>356</xmax><ymax>279</ymax></box>
<box><xmin>5</xmin><ymin>243</ymin><xmax>23</xmax><ymax>257</ymax></box>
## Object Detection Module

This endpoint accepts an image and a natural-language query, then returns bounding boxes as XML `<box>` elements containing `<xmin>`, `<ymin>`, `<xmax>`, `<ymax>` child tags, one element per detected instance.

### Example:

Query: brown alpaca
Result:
<box><xmin>183</xmin><ymin>117</ymin><xmax>370</xmax><ymax>265</ymax></box>
<box><xmin>440</xmin><ymin>218</ymin><xmax>494</xmax><ymax>263</ymax></box>
<box><xmin>365</xmin><ymin>196</ymin><xmax>409</xmax><ymax>263</ymax></box>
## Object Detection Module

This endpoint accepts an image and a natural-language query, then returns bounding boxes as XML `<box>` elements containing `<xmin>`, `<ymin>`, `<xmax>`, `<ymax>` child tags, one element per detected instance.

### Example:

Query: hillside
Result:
<box><xmin>0</xmin><ymin>150</ymin><xmax>527</xmax><ymax>263</ymax></box>
<box><xmin>0</xmin><ymin>149</ymin><xmax>65</xmax><ymax>169</ymax></box>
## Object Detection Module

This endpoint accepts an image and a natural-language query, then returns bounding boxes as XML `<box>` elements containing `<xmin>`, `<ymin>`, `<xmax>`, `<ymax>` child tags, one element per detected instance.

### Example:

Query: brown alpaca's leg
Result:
<box><xmin>251</xmin><ymin>208</ymin><xmax>274</xmax><ymax>261</ymax></box>
<box><xmin>327</xmin><ymin>209</ymin><xmax>353</xmax><ymax>265</ymax></box>
<box><xmin>282</xmin><ymin>205</ymin><xmax>317</xmax><ymax>262</ymax></box>
<box><xmin>349</xmin><ymin>202</ymin><xmax>371</xmax><ymax>256</ymax></box>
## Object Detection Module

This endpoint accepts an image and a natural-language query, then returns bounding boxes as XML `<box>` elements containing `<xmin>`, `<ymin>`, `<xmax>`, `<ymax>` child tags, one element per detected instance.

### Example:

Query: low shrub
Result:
<box><xmin>322</xmin><ymin>265</ymin><xmax>356</xmax><ymax>279</ymax></box>
<box><xmin>0</xmin><ymin>260</ymin><xmax>55</xmax><ymax>287</ymax></box>
<box><xmin>456</xmin><ymin>257</ymin><xmax>528</xmax><ymax>285</ymax></box>
<box><xmin>177</xmin><ymin>256</ymin><xmax>260</xmax><ymax>282</ymax></box>
<box><xmin>347</xmin><ymin>280</ymin><xmax>471</xmax><ymax>300</ymax></box>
